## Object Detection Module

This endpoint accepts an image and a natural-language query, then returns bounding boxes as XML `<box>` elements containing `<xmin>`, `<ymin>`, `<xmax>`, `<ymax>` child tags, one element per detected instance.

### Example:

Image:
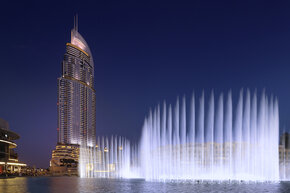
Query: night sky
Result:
<box><xmin>1</xmin><ymin>0</ymin><xmax>290</xmax><ymax>168</ymax></box>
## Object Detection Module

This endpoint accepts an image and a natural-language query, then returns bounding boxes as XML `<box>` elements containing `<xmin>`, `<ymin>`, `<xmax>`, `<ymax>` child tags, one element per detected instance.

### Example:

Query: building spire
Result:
<box><xmin>73</xmin><ymin>14</ymin><xmax>78</xmax><ymax>31</ymax></box>
<box><xmin>74</xmin><ymin>16</ymin><xmax>75</xmax><ymax>30</ymax></box>
<box><xmin>76</xmin><ymin>14</ymin><xmax>78</xmax><ymax>31</ymax></box>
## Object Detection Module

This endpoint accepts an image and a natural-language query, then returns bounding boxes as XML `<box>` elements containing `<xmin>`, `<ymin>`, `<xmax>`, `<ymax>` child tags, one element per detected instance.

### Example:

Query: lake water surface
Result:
<box><xmin>1</xmin><ymin>177</ymin><xmax>290</xmax><ymax>193</ymax></box>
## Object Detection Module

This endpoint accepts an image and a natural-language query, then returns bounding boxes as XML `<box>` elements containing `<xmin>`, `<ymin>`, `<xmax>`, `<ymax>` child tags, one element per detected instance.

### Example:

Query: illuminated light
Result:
<box><xmin>109</xmin><ymin>164</ymin><xmax>115</xmax><ymax>171</ymax></box>
<box><xmin>86</xmin><ymin>163</ymin><xmax>93</xmax><ymax>171</ymax></box>
<box><xmin>0</xmin><ymin>162</ymin><xmax>27</xmax><ymax>166</ymax></box>
<box><xmin>9</xmin><ymin>158</ymin><xmax>18</xmax><ymax>162</ymax></box>
<box><xmin>71</xmin><ymin>37</ymin><xmax>86</xmax><ymax>50</ymax></box>
<box><xmin>104</xmin><ymin>147</ymin><xmax>108</xmax><ymax>152</ymax></box>
<box><xmin>94</xmin><ymin>170</ymin><xmax>110</xmax><ymax>173</ymax></box>
<box><xmin>66</xmin><ymin>43</ymin><xmax>89</xmax><ymax>56</ymax></box>
<box><xmin>119</xmin><ymin>146</ymin><xmax>123</xmax><ymax>151</ymax></box>
<box><xmin>62</xmin><ymin>75</ymin><xmax>96</xmax><ymax>91</ymax></box>
<box><xmin>95</xmin><ymin>145</ymin><xmax>98</xmax><ymax>148</ymax></box>
<box><xmin>0</xmin><ymin>140</ymin><xmax>17</xmax><ymax>147</ymax></box>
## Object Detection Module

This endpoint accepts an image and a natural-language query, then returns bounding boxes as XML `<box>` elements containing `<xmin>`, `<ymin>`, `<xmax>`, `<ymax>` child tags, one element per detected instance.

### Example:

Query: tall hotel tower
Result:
<box><xmin>50</xmin><ymin>19</ymin><xmax>96</xmax><ymax>174</ymax></box>
<box><xmin>57</xmin><ymin>22</ymin><xmax>96</xmax><ymax>147</ymax></box>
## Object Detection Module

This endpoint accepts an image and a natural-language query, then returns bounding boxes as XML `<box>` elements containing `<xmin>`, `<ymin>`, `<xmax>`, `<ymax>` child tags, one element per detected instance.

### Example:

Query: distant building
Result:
<box><xmin>280</xmin><ymin>132</ymin><xmax>290</xmax><ymax>149</ymax></box>
<box><xmin>50</xmin><ymin>17</ymin><xmax>96</xmax><ymax>175</ymax></box>
<box><xmin>0</xmin><ymin>118</ymin><xmax>26</xmax><ymax>175</ymax></box>
<box><xmin>279</xmin><ymin>132</ymin><xmax>290</xmax><ymax>179</ymax></box>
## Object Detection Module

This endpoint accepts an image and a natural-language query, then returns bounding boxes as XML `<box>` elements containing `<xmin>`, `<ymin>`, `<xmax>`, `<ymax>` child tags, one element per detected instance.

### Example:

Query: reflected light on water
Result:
<box><xmin>1</xmin><ymin>177</ymin><xmax>290</xmax><ymax>193</ymax></box>
<box><xmin>0</xmin><ymin>177</ymin><xmax>28</xmax><ymax>193</ymax></box>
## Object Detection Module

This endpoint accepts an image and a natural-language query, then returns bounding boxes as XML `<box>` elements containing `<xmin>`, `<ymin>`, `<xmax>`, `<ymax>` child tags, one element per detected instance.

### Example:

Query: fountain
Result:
<box><xmin>79</xmin><ymin>136</ymin><xmax>139</xmax><ymax>178</ymax></box>
<box><xmin>79</xmin><ymin>89</ymin><xmax>281</xmax><ymax>181</ymax></box>
<box><xmin>140</xmin><ymin>90</ymin><xmax>279</xmax><ymax>181</ymax></box>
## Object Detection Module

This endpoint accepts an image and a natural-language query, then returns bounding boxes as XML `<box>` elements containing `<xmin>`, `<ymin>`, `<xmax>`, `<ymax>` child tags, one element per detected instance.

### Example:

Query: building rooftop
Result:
<box><xmin>0</xmin><ymin>118</ymin><xmax>19</xmax><ymax>140</ymax></box>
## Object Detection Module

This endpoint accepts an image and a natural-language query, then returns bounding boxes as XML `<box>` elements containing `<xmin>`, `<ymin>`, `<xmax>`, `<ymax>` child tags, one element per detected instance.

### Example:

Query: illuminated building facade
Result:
<box><xmin>50</xmin><ymin>18</ymin><xmax>96</xmax><ymax>175</ymax></box>
<box><xmin>50</xmin><ymin>144</ymin><xmax>79</xmax><ymax>175</ymax></box>
<box><xmin>0</xmin><ymin>118</ymin><xmax>26</xmax><ymax>174</ymax></box>
<box><xmin>57</xmin><ymin>20</ymin><xmax>96</xmax><ymax>147</ymax></box>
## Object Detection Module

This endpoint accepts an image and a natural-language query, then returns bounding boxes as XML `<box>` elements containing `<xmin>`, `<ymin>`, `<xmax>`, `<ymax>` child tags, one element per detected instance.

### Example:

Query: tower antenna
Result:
<box><xmin>76</xmin><ymin>14</ymin><xmax>78</xmax><ymax>31</ymax></box>
<box><xmin>73</xmin><ymin>15</ymin><xmax>76</xmax><ymax>30</ymax></box>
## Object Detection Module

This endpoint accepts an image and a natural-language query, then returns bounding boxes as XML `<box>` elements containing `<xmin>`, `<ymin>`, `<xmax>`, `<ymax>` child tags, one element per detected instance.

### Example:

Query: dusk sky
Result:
<box><xmin>1</xmin><ymin>0</ymin><xmax>290</xmax><ymax>168</ymax></box>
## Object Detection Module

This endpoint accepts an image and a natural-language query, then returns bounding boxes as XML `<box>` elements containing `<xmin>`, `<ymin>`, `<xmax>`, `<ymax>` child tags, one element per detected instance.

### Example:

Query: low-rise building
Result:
<box><xmin>50</xmin><ymin>143</ymin><xmax>79</xmax><ymax>175</ymax></box>
<box><xmin>0</xmin><ymin>118</ymin><xmax>26</xmax><ymax>175</ymax></box>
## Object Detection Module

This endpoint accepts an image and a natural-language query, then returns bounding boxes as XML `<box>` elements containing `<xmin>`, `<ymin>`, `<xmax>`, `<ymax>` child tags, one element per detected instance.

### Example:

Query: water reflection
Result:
<box><xmin>0</xmin><ymin>177</ymin><xmax>28</xmax><ymax>193</ymax></box>
<box><xmin>0</xmin><ymin>177</ymin><xmax>290</xmax><ymax>193</ymax></box>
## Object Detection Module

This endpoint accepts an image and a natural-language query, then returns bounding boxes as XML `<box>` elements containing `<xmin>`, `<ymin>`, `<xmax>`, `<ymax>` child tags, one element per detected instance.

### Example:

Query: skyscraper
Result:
<box><xmin>50</xmin><ymin>18</ymin><xmax>96</xmax><ymax>175</ymax></box>
<box><xmin>57</xmin><ymin>19</ymin><xmax>96</xmax><ymax>147</ymax></box>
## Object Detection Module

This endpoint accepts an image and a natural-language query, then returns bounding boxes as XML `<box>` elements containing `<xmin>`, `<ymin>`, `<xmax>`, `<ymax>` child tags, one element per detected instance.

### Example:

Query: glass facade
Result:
<box><xmin>57</xmin><ymin>28</ymin><xmax>96</xmax><ymax>147</ymax></box>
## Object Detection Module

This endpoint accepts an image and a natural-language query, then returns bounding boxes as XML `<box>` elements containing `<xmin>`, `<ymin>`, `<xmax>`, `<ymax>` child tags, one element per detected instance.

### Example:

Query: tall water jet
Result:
<box><xmin>79</xmin><ymin>89</ymin><xmax>281</xmax><ymax>181</ymax></box>
<box><xmin>79</xmin><ymin>136</ymin><xmax>136</xmax><ymax>178</ymax></box>
<box><xmin>139</xmin><ymin>89</ymin><xmax>279</xmax><ymax>181</ymax></box>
